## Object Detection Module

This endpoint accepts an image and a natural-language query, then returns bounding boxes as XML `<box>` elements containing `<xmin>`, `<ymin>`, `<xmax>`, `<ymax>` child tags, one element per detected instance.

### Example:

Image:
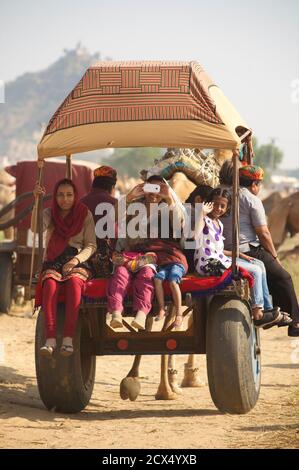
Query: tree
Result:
<box><xmin>104</xmin><ymin>147</ymin><xmax>164</xmax><ymax>178</ymax></box>
<box><xmin>253</xmin><ymin>137</ymin><xmax>284</xmax><ymax>173</ymax></box>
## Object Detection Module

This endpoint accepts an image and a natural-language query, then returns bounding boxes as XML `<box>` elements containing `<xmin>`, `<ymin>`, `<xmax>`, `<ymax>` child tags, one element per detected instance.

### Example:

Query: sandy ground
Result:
<box><xmin>0</xmin><ymin>305</ymin><xmax>298</xmax><ymax>450</ymax></box>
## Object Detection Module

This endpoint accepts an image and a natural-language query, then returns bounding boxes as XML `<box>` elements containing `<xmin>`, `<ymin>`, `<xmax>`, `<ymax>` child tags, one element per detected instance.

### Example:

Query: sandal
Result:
<box><xmin>288</xmin><ymin>324</ymin><xmax>299</xmax><ymax>337</ymax></box>
<box><xmin>110</xmin><ymin>311</ymin><xmax>123</xmax><ymax>329</ymax></box>
<box><xmin>263</xmin><ymin>311</ymin><xmax>292</xmax><ymax>330</ymax></box>
<box><xmin>40</xmin><ymin>345</ymin><xmax>55</xmax><ymax>358</ymax></box>
<box><xmin>253</xmin><ymin>309</ymin><xmax>282</xmax><ymax>328</ymax></box>
<box><xmin>131</xmin><ymin>311</ymin><xmax>146</xmax><ymax>330</ymax></box>
<box><xmin>262</xmin><ymin>306</ymin><xmax>280</xmax><ymax>315</ymax></box>
<box><xmin>60</xmin><ymin>344</ymin><xmax>74</xmax><ymax>357</ymax></box>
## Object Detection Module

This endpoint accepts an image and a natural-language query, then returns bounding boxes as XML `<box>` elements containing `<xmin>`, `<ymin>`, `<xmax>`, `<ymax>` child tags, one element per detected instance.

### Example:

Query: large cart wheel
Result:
<box><xmin>0</xmin><ymin>252</ymin><xmax>13</xmax><ymax>313</ymax></box>
<box><xmin>206</xmin><ymin>295</ymin><xmax>261</xmax><ymax>414</ymax></box>
<box><xmin>35</xmin><ymin>305</ymin><xmax>96</xmax><ymax>413</ymax></box>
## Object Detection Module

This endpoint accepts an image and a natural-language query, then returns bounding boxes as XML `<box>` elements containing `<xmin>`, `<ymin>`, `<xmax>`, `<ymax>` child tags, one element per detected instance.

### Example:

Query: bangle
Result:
<box><xmin>74</xmin><ymin>256</ymin><xmax>80</xmax><ymax>264</ymax></box>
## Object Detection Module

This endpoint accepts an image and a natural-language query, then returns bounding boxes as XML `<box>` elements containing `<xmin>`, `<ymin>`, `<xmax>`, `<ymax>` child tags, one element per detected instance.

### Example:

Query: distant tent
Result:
<box><xmin>5</xmin><ymin>160</ymin><xmax>96</xmax><ymax>229</ymax></box>
<box><xmin>38</xmin><ymin>61</ymin><xmax>251</xmax><ymax>159</ymax></box>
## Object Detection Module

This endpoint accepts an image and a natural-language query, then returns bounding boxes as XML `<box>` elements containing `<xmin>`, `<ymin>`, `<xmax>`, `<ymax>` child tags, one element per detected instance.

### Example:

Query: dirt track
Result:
<box><xmin>0</xmin><ymin>306</ymin><xmax>298</xmax><ymax>449</ymax></box>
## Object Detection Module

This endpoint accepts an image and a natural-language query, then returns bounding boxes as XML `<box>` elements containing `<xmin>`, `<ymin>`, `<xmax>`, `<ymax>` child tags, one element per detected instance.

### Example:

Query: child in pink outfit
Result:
<box><xmin>107</xmin><ymin>176</ymin><xmax>184</xmax><ymax>331</ymax></box>
<box><xmin>107</xmin><ymin>264</ymin><xmax>156</xmax><ymax>330</ymax></box>
<box><xmin>107</xmin><ymin>250</ymin><xmax>157</xmax><ymax>330</ymax></box>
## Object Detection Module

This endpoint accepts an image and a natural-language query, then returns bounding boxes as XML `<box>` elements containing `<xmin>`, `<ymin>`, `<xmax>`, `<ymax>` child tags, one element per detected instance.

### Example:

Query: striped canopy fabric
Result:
<box><xmin>38</xmin><ymin>61</ymin><xmax>251</xmax><ymax>159</ymax></box>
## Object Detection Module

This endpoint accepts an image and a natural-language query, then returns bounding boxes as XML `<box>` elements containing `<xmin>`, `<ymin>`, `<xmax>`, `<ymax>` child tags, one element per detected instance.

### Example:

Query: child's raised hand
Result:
<box><xmin>202</xmin><ymin>202</ymin><xmax>214</xmax><ymax>215</ymax></box>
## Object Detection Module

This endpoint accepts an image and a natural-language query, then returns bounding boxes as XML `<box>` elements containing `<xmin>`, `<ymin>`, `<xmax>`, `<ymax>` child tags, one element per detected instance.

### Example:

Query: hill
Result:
<box><xmin>0</xmin><ymin>46</ymin><xmax>99</xmax><ymax>165</ymax></box>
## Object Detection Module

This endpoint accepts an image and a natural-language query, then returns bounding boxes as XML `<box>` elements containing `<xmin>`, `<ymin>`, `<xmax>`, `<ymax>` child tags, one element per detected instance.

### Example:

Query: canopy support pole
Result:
<box><xmin>28</xmin><ymin>160</ymin><xmax>44</xmax><ymax>299</ymax></box>
<box><xmin>231</xmin><ymin>150</ymin><xmax>240</xmax><ymax>280</ymax></box>
<box><xmin>66</xmin><ymin>154</ymin><xmax>72</xmax><ymax>179</ymax></box>
<box><xmin>38</xmin><ymin>165</ymin><xmax>44</xmax><ymax>268</ymax></box>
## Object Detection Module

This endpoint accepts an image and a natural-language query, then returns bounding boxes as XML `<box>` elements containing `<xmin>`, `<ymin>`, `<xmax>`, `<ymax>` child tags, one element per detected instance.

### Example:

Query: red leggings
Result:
<box><xmin>42</xmin><ymin>276</ymin><xmax>84</xmax><ymax>339</ymax></box>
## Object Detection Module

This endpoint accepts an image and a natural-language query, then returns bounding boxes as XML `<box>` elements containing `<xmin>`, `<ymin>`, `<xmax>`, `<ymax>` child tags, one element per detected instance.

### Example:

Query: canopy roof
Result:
<box><xmin>38</xmin><ymin>61</ymin><xmax>251</xmax><ymax>160</ymax></box>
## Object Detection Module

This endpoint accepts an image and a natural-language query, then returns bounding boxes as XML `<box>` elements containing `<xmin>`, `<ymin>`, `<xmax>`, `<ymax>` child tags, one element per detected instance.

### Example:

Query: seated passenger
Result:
<box><xmin>152</xmin><ymin>180</ymin><xmax>188</xmax><ymax>328</ymax></box>
<box><xmin>107</xmin><ymin>176</ymin><xmax>187</xmax><ymax>330</ymax></box>
<box><xmin>220</xmin><ymin>161</ymin><xmax>297</xmax><ymax>335</ymax></box>
<box><xmin>193</xmin><ymin>187</ymin><xmax>290</xmax><ymax>328</ymax></box>
<box><xmin>81</xmin><ymin>165</ymin><xmax>118</xmax><ymax>277</ymax></box>
<box><xmin>183</xmin><ymin>185</ymin><xmax>213</xmax><ymax>273</ymax></box>
<box><xmin>33</xmin><ymin>178</ymin><xmax>97</xmax><ymax>357</ymax></box>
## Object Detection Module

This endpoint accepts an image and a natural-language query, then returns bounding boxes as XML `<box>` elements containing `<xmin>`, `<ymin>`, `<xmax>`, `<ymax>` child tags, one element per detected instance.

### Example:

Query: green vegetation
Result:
<box><xmin>0</xmin><ymin>47</ymin><xmax>99</xmax><ymax>162</ymax></box>
<box><xmin>279</xmin><ymin>233</ymin><xmax>299</xmax><ymax>296</ymax></box>
<box><xmin>104</xmin><ymin>147</ymin><xmax>164</xmax><ymax>177</ymax></box>
<box><xmin>253</xmin><ymin>137</ymin><xmax>284</xmax><ymax>180</ymax></box>
<box><xmin>281</xmin><ymin>258</ymin><xmax>299</xmax><ymax>297</ymax></box>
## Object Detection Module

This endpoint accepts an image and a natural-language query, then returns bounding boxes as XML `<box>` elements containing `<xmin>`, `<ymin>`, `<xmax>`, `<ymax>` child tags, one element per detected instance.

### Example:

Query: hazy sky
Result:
<box><xmin>1</xmin><ymin>0</ymin><xmax>299</xmax><ymax>168</ymax></box>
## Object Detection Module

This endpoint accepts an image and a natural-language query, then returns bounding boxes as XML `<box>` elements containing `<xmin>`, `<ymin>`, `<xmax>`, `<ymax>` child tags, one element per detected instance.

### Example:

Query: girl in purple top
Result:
<box><xmin>194</xmin><ymin>188</ymin><xmax>290</xmax><ymax>328</ymax></box>
<box><xmin>194</xmin><ymin>206</ymin><xmax>231</xmax><ymax>274</ymax></box>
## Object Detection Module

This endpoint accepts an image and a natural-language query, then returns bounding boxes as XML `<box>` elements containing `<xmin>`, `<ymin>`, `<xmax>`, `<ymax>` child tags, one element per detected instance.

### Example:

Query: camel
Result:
<box><xmin>0</xmin><ymin>169</ymin><xmax>15</xmax><ymax>187</ymax></box>
<box><xmin>268</xmin><ymin>191</ymin><xmax>299</xmax><ymax>248</ymax></box>
<box><xmin>116</xmin><ymin>176</ymin><xmax>142</xmax><ymax>195</ymax></box>
<box><xmin>0</xmin><ymin>170</ymin><xmax>16</xmax><ymax>240</ymax></box>
<box><xmin>262</xmin><ymin>191</ymin><xmax>283</xmax><ymax>217</ymax></box>
<box><xmin>169</xmin><ymin>172</ymin><xmax>196</xmax><ymax>202</ymax></box>
<box><xmin>168</xmin><ymin>149</ymin><xmax>233</xmax><ymax>202</ymax></box>
<box><xmin>279</xmin><ymin>244</ymin><xmax>299</xmax><ymax>261</ymax></box>
<box><xmin>119</xmin><ymin>303</ymin><xmax>205</xmax><ymax>402</ymax></box>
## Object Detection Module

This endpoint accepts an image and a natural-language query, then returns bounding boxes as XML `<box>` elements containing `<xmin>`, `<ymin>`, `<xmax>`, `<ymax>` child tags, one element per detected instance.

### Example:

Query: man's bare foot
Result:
<box><xmin>155</xmin><ymin>308</ymin><xmax>166</xmax><ymax>322</ymax></box>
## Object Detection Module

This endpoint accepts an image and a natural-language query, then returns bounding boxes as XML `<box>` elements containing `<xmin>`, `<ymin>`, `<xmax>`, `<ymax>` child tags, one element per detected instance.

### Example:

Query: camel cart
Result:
<box><xmin>34</xmin><ymin>61</ymin><xmax>260</xmax><ymax>415</ymax></box>
<box><xmin>0</xmin><ymin>160</ymin><xmax>97</xmax><ymax>312</ymax></box>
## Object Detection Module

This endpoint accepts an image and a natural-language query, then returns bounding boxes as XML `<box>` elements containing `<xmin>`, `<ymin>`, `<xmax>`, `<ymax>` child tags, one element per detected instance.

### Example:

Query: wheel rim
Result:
<box><xmin>250</xmin><ymin>322</ymin><xmax>261</xmax><ymax>391</ymax></box>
